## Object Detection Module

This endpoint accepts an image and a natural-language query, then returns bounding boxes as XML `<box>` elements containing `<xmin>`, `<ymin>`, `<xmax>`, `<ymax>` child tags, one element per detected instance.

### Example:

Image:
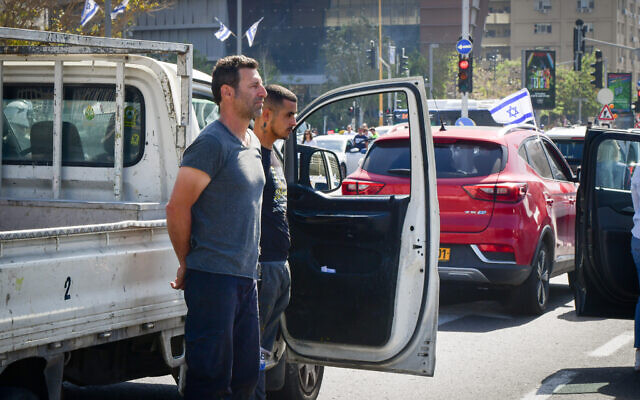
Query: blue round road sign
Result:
<box><xmin>455</xmin><ymin>117</ymin><xmax>476</xmax><ymax>126</ymax></box>
<box><xmin>456</xmin><ymin>39</ymin><xmax>473</xmax><ymax>55</ymax></box>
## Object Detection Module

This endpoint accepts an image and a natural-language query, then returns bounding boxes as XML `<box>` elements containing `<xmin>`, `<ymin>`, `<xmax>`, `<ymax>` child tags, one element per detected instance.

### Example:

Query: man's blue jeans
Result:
<box><xmin>630</xmin><ymin>237</ymin><xmax>640</xmax><ymax>348</ymax></box>
<box><xmin>183</xmin><ymin>269</ymin><xmax>260</xmax><ymax>400</ymax></box>
<box><xmin>251</xmin><ymin>260</ymin><xmax>291</xmax><ymax>400</ymax></box>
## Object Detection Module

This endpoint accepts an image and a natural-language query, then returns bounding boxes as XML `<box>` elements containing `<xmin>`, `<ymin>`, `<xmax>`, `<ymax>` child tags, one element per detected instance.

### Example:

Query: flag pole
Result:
<box><xmin>105</xmin><ymin>0</ymin><xmax>112</xmax><ymax>37</ymax></box>
<box><xmin>237</xmin><ymin>0</ymin><xmax>242</xmax><ymax>54</ymax></box>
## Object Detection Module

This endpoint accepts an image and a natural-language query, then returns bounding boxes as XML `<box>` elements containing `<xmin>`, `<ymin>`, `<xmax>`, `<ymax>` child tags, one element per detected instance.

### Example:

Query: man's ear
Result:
<box><xmin>261</xmin><ymin>106</ymin><xmax>272</xmax><ymax>125</ymax></box>
<box><xmin>220</xmin><ymin>84</ymin><xmax>234</xmax><ymax>101</ymax></box>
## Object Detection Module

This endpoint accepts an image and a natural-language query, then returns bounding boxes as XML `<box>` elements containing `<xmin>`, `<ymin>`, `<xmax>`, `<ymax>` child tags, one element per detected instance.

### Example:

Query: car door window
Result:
<box><xmin>524</xmin><ymin>139</ymin><xmax>553</xmax><ymax>179</ymax></box>
<box><xmin>595</xmin><ymin>139</ymin><xmax>632</xmax><ymax>190</ymax></box>
<box><xmin>542</xmin><ymin>140</ymin><xmax>570</xmax><ymax>181</ymax></box>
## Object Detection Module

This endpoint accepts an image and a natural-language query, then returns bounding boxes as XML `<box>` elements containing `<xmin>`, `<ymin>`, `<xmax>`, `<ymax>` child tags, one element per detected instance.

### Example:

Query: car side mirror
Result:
<box><xmin>298</xmin><ymin>147</ymin><xmax>343</xmax><ymax>192</ymax></box>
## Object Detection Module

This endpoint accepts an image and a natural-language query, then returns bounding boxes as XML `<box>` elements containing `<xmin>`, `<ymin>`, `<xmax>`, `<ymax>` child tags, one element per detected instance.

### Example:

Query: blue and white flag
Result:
<box><xmin>245</xmin><ymin>17</ymin><xmax>263</xmax><ymax>47</ymax></box>
<box><xmin>111</xmin><ymin>0</ymin><xmax>129</xmax><ymax>20</ymax></box>
<box><xmin>214</xmin><ymin>21</ymin><xmax>232</xmax><ymax>41</ymax></box>
<box><xmin>80</xmin><ymin>0</ymin><xmax>99</xmax><ymax>27</ymax></box>
<box><xmin>490</xmin><ymin>88</ymin><xmax>535</xmax><ymax>125</ymax></box>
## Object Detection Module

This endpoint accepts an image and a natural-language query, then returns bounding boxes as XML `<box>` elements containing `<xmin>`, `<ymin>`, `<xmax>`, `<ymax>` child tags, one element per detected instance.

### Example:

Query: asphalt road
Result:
<box><xmin>63</xmin><ymin>276</ymin><xmax>640</xmax><ymax>400</ymax></box>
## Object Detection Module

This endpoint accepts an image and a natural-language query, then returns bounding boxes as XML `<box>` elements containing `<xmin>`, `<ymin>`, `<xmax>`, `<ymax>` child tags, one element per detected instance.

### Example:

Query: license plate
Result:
<box><xmin>438</xmin><ymin>247</ymin><xmax>450</xmax><ymax>262</ymax></box>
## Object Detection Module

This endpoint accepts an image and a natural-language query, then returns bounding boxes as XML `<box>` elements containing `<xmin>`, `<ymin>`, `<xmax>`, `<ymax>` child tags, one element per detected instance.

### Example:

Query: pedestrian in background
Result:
<box><xmin>250</xmin><ymin>84</ymin><xmax>298</xmax><ymax>400</ymax></box>
<box><xmin>629</xmin><ymin>166</ymin><xmax>640</xmax><ymax>371</ymax></box>
<box><xmin>166</xmin><ymin>55</ymin><xmax>267</xmax><ymax>399</ymax></box>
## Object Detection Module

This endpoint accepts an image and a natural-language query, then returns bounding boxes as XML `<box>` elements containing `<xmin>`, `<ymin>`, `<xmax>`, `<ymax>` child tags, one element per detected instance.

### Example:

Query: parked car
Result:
<box><xmin>573</xmin><ymin>127</ymin><xmax>640</xmax><ymax>319</ymax></box>
<box><xmin>342</xmin><ymin>124</ymin><xmax>578</xmax><ymax>314</ymax></box>
<box><xmin>544</xmin><ymin>125</ymin><xmax>586</xmax><ymax>173</ymax></box>
<box><xmin>312</xmin><ymin>134</ymin><xmax>363</xmax><ymax>176</ymax></box>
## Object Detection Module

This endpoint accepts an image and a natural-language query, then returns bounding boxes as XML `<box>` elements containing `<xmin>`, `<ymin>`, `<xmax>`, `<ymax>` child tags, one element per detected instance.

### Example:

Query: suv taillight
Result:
<box><xmin>341</xmin><ymin>179</ymin><xmax>385</xmax><ymax>195</ymax></box>
<box><xmin>462</xmin><ymin>183</ymin><xmax>528</xmax><ymax>203</ymax></box>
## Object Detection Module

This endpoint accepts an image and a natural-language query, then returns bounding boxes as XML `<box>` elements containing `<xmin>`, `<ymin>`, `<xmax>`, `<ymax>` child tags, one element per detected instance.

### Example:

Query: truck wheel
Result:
<box><xmin>515</xmin><ymin>244</ymin><xmax>551</xmax><ymax>315</ymax></box>
<box><xmin>267</xmin><ymin>363</ymin><xmax>324</xmax><ymax>400</ymax></box>
<box><xmin>0</xmin><ymin>387</ymin><xmax>39</xmax><ymax>400</ymax></box>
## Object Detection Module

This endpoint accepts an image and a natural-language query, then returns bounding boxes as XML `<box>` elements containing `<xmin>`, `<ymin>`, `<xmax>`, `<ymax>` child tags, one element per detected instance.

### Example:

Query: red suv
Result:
<box><xmin>342</xmin><ymin>125</ymin><xmax>578</xmax><ymax>314</ymax></box>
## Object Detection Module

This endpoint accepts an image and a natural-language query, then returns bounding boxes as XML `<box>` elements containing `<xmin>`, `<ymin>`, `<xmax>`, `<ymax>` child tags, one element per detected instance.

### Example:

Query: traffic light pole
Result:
<box><xmin>461</xmin><ymin>0</ymin><xmax>469</xmax><ymax>119</ymax></box>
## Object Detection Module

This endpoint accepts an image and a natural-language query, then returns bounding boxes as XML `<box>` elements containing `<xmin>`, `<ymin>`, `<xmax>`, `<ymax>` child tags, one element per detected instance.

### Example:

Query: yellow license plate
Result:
<box><xmin>438</xmin><ymin>247</ymin><xmax>450</xmax><ymax>262</ymax></box>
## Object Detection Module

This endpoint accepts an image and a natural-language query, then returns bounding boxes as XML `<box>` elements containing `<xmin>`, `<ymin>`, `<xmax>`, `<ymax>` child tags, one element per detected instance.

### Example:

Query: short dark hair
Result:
<box><xmin>211</xmin><ymin>55</ymin><xmax>259</xmax><ymax>105</ymax></box>
<box><xmin>264</xmin><ymin>84</ymin><xmax>297</xmax><ymax>109</ymax></box>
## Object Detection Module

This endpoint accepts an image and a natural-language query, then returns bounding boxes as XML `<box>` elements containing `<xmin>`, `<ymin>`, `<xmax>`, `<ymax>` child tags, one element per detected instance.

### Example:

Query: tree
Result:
<box><xmin>0</xmin><ymin>0</ymin><xmax>173</xmax><ymax>39</ymax></box>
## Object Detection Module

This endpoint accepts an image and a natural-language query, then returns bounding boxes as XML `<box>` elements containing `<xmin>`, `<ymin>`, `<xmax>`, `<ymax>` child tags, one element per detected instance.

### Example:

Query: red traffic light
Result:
<box><xmin>458</xmin><ymin>59</ymin><xmax>470</xmax><ymax>70</ymax></box>
<box><xmin>637</xmin><ymin>89</ymin><xmax>640</xmax><ymax>97</ymax></box>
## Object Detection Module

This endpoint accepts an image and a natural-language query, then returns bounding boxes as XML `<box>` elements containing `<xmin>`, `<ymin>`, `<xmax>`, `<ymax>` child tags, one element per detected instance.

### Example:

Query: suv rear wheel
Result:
<box><xmin>514</xmin><ymin>244</ymin><xmax>551</xmax><ymax>315</ymax></box>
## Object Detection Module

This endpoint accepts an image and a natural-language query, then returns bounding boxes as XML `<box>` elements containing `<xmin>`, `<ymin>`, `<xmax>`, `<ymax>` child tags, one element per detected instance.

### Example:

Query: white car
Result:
<box><xmin>544</xmin><ymin>125</ymin><xmax>587</xmax><ymax>173</ymax></box>
<box><xmin>312</xmin><ymin>134</ymin><xmax>364</xmax><ymax>177</ymax></box>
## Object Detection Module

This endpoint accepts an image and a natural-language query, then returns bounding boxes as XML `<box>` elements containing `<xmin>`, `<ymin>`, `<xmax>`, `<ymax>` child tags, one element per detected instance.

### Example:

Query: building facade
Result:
<box><xmin>483</xmin><ymin>0</ymin><xmax>640</xmax><ymax>79</ymax></box>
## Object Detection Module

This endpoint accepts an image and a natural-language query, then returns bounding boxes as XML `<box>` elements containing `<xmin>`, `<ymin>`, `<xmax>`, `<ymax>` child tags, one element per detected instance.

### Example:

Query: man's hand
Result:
<box><xmin>171</xmin><ymin>264</ymin><xmax>186</xmax><ymax>290</ymax></box>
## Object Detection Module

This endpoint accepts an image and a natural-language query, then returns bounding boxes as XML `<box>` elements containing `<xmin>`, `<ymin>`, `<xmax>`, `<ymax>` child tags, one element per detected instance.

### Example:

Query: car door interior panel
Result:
<box><xmin>286</xmin><ymin>183</ymin><xmax>409</xmax><ymax>346</ymax></box>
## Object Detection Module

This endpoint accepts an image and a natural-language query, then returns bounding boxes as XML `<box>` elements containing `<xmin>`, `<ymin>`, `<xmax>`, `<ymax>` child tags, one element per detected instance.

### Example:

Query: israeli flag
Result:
<box><xmin>80</xmin><ymin>0</ymin><xmax>99</xmax><ymax>27</ymax></box>
<box><xmin>214</xmin><ymin>22</ymin><xmax>232</xmax><ymax>41</ymax></box>
<box><xmin>245</xmin><ymin>18</ymin><xmax>263</xmax><ymax>47</ymax></box>
<box><xmin>111</xmin><ymin>0</ymin><xmax>129</xmax><ymax>20</ymax></box>
<box><xmin>490</xmin><ymin>88</ymin><xmax>535</xmax><ymax>125</ymax></box>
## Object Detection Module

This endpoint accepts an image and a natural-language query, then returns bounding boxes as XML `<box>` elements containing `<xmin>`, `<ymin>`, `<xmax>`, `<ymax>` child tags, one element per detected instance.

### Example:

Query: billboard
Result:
<box><xmin>607</xmin><ymin>72</ymin><xmax>632</xmax><ymax>113</ymax></box>
<box><xmin>523</xmin><ymin>50</ymin><xmax>556</xmax><ymax>109</ymax></box>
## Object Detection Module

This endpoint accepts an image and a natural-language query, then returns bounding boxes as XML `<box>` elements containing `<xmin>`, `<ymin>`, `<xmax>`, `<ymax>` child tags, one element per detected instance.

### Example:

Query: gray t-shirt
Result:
<box><xmin>181</xmin><ymin>120</ymin><xmax>265</xmax><ymax>279</ymax></box>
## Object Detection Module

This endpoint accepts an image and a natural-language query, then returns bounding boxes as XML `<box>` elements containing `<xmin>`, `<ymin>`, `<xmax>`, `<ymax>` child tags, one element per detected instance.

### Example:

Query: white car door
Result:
<box><xmin>283</xmin><ymin>77</ymin><xmax>440</xmax><ymax>376</ymax></box>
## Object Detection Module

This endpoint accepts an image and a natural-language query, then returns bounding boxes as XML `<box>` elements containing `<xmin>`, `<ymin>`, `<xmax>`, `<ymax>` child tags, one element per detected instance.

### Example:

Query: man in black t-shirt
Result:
<box><xmin>251</xmin><ymin>84</ymin><xmax>298</xmax><ymax>400</ymax></box>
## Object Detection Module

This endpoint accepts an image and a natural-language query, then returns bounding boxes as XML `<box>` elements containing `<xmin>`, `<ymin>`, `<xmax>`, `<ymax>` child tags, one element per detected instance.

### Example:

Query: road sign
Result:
<box><xmin>598</xmin><ymin>104</ymin><xmax>615</xmax><ymax>121</ymax></box>
<box><xmin>456</xmin><ymin>39</ymin><xmax>473</xmax><ymax>55</ymax></box>
<box><xmin>596</xmin><ymin>88</ymin><xmax>614</xmax><ymax>105</ymax></box>
<box><xmin>455</xmin><ymin>117</ymin><xmax>476</xmax><ymax>126</ymax></box>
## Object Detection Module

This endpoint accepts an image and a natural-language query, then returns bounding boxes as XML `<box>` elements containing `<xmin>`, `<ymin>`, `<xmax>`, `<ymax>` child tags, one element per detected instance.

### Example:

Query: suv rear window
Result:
<box><xmin>362</xmin><ymin>139</ymin><xmax>503</xmax><ymax>178</ymax></box>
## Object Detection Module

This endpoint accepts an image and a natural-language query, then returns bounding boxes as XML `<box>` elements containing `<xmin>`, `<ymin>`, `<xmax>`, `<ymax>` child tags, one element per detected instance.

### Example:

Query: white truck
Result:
<box><xmin>0</xmin><ymin>28</ymin><xmax>441</xmax><ymax>400</ymax></box>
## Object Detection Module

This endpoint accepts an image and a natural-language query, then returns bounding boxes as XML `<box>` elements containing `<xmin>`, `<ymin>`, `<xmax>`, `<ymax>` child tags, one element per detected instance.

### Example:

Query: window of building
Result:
<box><xmin>535</xmin><ymin>0</ymin><xmax>551</xmax><ymax>13</ymax></box>
<box><xmin>584</xmin><ymin>22</ymin><xmax>594</xmax><ymax>33</ymax></box>
<box><xmin>534</xmin><ymin>24</ymin><xmax>552</xmax><ymax>34</ymax></box>
<box><xmin>2</xmin><ymin>84</ymin><xmax>145</xmax><ymax>167</ymax></box>
<box><xmin>578</xmin><ymin>0</ymin><xmax>595</xmax><ymax>12</ymax></box>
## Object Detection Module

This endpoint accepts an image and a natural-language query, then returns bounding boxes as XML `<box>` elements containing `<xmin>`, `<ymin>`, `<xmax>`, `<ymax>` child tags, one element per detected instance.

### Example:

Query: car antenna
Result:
<box><xmin>429</xmin><ymin>97</ymin><xmax>446</xmax><ymax>131</ymax></box>
<box><xmin>439</xmin><ymin>116</ymin><xmax>447</xmax><ymax>131</ymax></box>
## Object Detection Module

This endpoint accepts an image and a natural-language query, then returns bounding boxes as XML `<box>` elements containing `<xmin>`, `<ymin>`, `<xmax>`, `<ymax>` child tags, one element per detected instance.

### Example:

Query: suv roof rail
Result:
<box><xmin>498</xmin><ymin>123</ymin><xmax>542</xmax><ymax>136</ymax></box>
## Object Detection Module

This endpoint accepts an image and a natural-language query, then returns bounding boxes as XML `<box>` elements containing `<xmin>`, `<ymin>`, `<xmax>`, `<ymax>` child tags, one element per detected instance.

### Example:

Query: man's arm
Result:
<box><xmin>166</xmin><ymin>166</ymin><xmax>211</xmax><ymax>290</ymax></box>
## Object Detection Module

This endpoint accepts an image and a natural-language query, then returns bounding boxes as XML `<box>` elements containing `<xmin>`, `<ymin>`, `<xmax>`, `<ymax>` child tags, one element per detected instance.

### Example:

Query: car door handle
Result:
<box><xmin>545</xmin><ymin>198</ymin><xmax>554</xmax><ymax>205</ymax></box>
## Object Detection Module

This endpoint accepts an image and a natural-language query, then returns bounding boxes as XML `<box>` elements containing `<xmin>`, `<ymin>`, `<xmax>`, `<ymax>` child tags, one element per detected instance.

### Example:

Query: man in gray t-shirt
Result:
<box><xmin>166</xmin><ymin>55</ymin><xmax>267</xmax><ymax>400</ymax></box>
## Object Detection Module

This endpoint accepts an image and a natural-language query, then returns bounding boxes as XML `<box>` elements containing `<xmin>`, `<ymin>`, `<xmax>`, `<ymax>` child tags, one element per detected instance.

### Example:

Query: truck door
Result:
<box><xmin>283</xmin><ymin>78</ymin><xmax>439</xmax><ymax>376</ymax></box>
<box><xmin>574</xmin><ymin>127</ymin><xmax>639</xmax><ymax>318</ymax></box>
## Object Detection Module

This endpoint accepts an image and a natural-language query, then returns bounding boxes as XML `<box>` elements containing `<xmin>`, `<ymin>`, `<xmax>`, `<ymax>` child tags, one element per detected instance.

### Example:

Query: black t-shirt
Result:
<box><xmin>259</xmin><ymin>146</ymin><xmax>290</xmax><ymax>262</ymax></box>
<box><xmin>354</xmin><ymin>133</ymin><xmax>368</xmax><ymax>150</ymax></box>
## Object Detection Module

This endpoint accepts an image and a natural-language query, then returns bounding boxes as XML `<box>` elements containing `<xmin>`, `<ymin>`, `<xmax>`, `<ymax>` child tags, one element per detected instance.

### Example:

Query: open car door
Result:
<box><xmin>282</xmin><ymin>78</ymin><xmax>439</xmax><ymax>376</ymax></box>
<box><xmin>574</xmin><ymin>127</ymin><xmax>640</xmax><ymax>318</ymax></box>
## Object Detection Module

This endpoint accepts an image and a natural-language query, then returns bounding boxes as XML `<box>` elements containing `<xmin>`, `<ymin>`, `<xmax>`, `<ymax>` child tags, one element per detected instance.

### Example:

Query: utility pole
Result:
<box><xmin>105</xmin><ymin>0</ymin><xmax>112</xmax><ymax>37</ymax></box>
<box><xmin>378</xmin><ymin>0</ymin><xmax>383</xmax><ymax>126</ymax></box>
<box><xmin>429</xmin><ymin>43</ymin><xmax>439</xmax><ymax>99</ymax></box>
<box><xmin>461</xmin><ymin>0</ymin><xmax>469</xmax><ymax>119</ymax></box>
<box><xmin>237</xmin><ymin>0</ymin><xmax>242</xmax><ymax>55</ymax></box>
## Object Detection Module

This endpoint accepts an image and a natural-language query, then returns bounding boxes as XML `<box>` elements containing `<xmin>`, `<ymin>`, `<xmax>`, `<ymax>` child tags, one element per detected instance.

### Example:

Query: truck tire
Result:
<box><xmin>0</xmin><ymin>387</ymin><xmax>39</xmax><ymax>400</ymax></box>
<box><xmin>267</xmin><ymin>363</ymin><xmax>324</xmax><ymax>400</ymax></box>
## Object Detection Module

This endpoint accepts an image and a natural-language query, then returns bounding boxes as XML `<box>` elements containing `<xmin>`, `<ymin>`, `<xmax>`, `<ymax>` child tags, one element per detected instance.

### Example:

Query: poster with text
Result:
<box><xmin>524</xmin><ymin>50</ymin><xmax>556</xmax><ymax>109</ymax></box>
<box><xmin>607</xmin><ymin>73</ymin><xmax>631</xmax><ymax>113</ymax></box>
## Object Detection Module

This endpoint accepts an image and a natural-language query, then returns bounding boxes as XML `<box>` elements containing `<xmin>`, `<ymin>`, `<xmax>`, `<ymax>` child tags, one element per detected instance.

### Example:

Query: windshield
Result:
<box><xmin>314</xmin><ymin>138</ymin><xmax>345</xmax><ymax>153</ymax></box>
<box><xmin>429</xmin><ymin>110</ymin><xmax>500</xmax><ymax>127</ymax></box>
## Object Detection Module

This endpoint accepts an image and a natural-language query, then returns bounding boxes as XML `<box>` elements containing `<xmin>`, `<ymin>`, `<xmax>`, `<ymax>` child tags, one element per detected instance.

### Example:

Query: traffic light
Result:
<box><xmin>634</xmin><ymin>90</ymin><xmax>640</xmax><ymax>114</ymax></box>
<box><xmin>573</xmin><ymin>19</ymin><xmax>587</xmax><ymax>71</ymax></box>
<box><xmin>366</xmin><ymin>40</ymin><xmax>377</xmax><ymax>69</ymax></box>
<box><xmin>399</xmin><ymin>47</ymin><xmax>409</xmax><ymax>76</ymax></box>
<box><xmin>590</xmin><ymin>49</ymin><xmax>603</xmax><ymax>89</ymax></box>
<box><xmin>458</xmin><ymin>55</ymin><xmax>473</xmax><ymax>93</ymax></box>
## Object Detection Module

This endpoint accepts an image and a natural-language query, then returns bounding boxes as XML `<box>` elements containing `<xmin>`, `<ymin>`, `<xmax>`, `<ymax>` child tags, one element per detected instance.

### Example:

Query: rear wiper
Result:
<box><xmin>387</xmin><ymin>168</ymin><xmax>410</xmax><ymax>176</ymax></box>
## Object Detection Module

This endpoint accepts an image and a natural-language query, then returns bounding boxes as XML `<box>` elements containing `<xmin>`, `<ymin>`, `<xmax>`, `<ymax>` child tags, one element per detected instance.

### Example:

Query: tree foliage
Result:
<box><xmin>0</xmin><ymin>0</ymin><xmax>172</xmax><ymax>39</ymax></box>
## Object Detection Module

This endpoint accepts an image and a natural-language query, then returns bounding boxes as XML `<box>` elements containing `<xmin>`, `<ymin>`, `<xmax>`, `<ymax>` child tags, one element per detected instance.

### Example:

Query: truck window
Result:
<box><xmin>2</xmin><ymin>84</ymin><xmax>145</xmax><ymax>167</ymax></box>
<box><xmin>192</xmin><ymin>96</ymin><xmax>219</xmax><ymax>130</ymax></box>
